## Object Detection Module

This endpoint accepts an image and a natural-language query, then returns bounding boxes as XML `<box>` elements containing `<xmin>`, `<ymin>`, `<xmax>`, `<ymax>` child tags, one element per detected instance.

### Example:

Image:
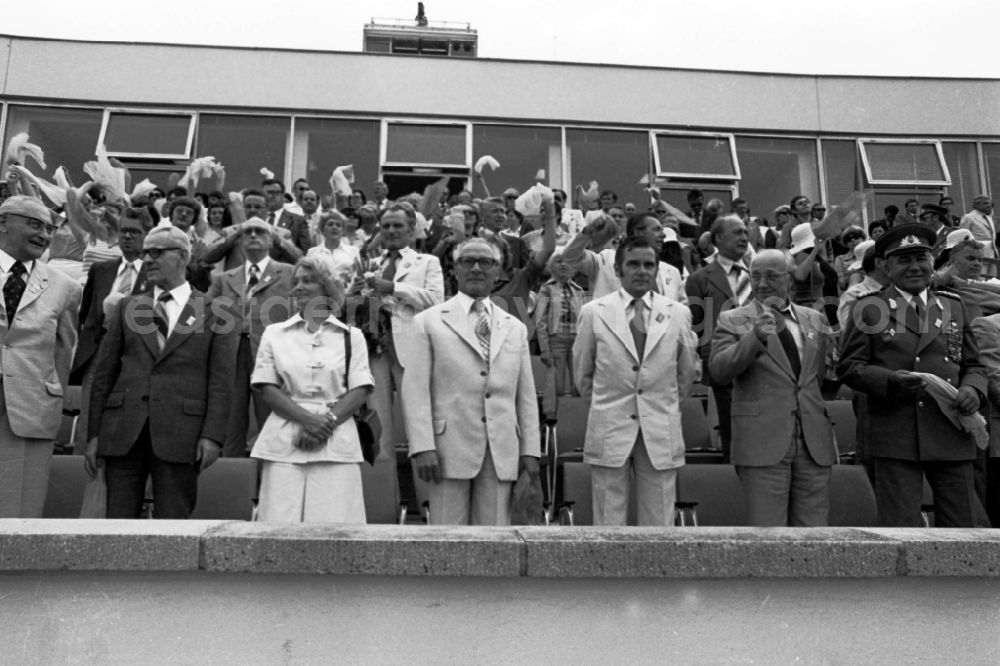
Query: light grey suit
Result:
<box><xmin>0</xmin><ymin>261</ymin><xmax>81</xmax><ymax>517</ymax></box>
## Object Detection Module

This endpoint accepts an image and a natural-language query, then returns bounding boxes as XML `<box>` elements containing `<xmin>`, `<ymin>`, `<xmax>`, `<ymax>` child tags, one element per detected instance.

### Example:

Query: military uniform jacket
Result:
<box><xmin>837</xmin><ymin>285</ymin><xmax>987</xmax><ymax>461</ymax></box>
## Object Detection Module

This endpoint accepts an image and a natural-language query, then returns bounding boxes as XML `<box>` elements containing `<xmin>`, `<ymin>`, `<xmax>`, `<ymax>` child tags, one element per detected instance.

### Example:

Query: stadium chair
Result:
<box><xmin>828</xmin><ymin>464</ymin><xmax>877</xmax><ymax>526</ymax></box>
<box><xmin>191</xmin><ymin>457</ymin><xmax>259</xmax><ymax>520</ymax></box>
<box><xmin>680</xmin><ymin>397</ymin><xmax>723</xmax><ymax>464</ymax></box>
<box><xmin>42</xmin><ymin>455</ymin><xmax>89</xmax><ymax>518</ymax></box>
<box><xmin>362</xmin><ymin>457</ymin><xmax>406</xmax><ymax>524</ymax></box>
<box><xmin>675</xmin><ymin>464</ymin><xmax>746</xmax><ymax>526</ymax></box>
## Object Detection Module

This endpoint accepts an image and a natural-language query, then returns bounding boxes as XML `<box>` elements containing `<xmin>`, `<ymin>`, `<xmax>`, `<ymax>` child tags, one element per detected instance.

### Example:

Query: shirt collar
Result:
<box><xmin>618</xmin><ymin>288</ymin><xmax>652</xmax><ymax>309</ymax></box>
<box><xmin>118</xmin><ymin>258</ymin><xmax>142</xmax><ymax>276</ymax></box>
<box><xmin>277</xmin><ymin>312</ymin><xmax>350</xmax><ymax>332</ymax></box>
<box><xmin>246</xmin><ymin>255</ymin><xmax>270</xmax><ymax>276</ymax></box>
<box><xmin>456</xmin><ymin>291</ymin><xmax>493</xmax><ymax>316</ymax></box>
<box><xmin>716</xmin><ymin>254</ymin><xmax>747</xmax><ymax>273</ymax></box>
<box><xmin>153</xmin><ymin>280</ymin><xmax>191</xmax><ymax>304</ymax></box>
<box><xmin>0</xmin><ymin>249</ymin><xmax>34</xmax><ymax>276</ymax></box>
<box><xmin>898</xmin><ymin>288</ymin><xmax>929</xmax><ymax>306</ymax></box>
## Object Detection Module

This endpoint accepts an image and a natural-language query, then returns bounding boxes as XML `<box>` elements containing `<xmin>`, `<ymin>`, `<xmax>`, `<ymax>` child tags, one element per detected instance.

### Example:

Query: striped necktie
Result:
<box><xmin>474</xmin><ymin>299</ymin><xmax>491</xmax><ymax>360</ymax></box>
<box><xmin>154</xmin><ymin>292</ymin><xmax>172</xmax><ymax>352</ymax></box>
<box><xmin>732</xmin><ymin>264</ymin><xmax>751</xmax><ymax>306</ymax></box>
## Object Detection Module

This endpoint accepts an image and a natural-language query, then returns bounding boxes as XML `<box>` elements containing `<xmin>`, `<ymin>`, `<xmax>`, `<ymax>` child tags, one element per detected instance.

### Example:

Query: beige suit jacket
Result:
<box><xmin>0</xmin><ymin>261</ymin><xmax>81</xmax><ymax>439</ymax></box>
<box><xmin>377</xmin><ymin>248</ymin><xmax>444</xmax><ymax>368</ymax></box>
<box><xmin>572</xmin><ymin>291</ymin><xmax>698</xmax><ymax>470</ymax></box>
<box><xmin>403</xmin><ymin>295</ymin><xmax>540</xmax><ymax>481</ymax></box>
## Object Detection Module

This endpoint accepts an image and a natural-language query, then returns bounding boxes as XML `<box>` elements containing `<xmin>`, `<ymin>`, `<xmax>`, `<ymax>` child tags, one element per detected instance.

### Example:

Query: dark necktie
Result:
<box><xmin>560</xmin><ymin>283</ymin><xmax>574</xmax><ymax>331</ymax></box>
<box><xmin>154</xmin><ymin>292</ymin><xmax>173</xmax><ymax>352</ymax></box>
<box><xmin>629</xmin><ymin>298</ymin><xmax>647</xmax><ymax>360</ymax></box>
<box><xmin>377</xmin><ymin>252</ymin><xmax>401</xmax><ymax>352</ymax></box>
<box><xmin>3</xmin><ymin>261</ymin><xmax>27</xmax><ymax>321</ymax></box>
<box><xmin>774</xmin><ymin>308</ymin><xmax>801</xmax><ymax>378</ymax></box>
<box><xmin>382</xmin><ymin>251</ymin><xmax>400</xmax><ymax>282</ymax></box>
<box><xmin>267</xmin><ymin>212</ymin><xmax>276</xmax><ymax>227</ymax></box>
<box><xmin>247</xmin><ymin>263</ymin><xmax>260</xmax><ymax>290</ymax></box>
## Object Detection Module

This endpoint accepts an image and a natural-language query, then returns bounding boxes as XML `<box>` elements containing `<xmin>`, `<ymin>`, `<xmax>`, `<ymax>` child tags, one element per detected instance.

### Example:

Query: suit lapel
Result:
<box><xmin>132</xmin><ymin>296</ymin><xmax>161</xmax><ymax>358</ymax></box>
<box><xmin>226</xmin><ymin>267</ymin><xmax>245</xmax><ymax>298</ymax></box>
<box><xmin>132</xmin><ymin>263</ymin><xmax>151</xmax><ymax>294</ymax></box>
<box><xmin>596</xmin><ymin>298</ymin><xmax>640</xmax><ymax>362</ymax></box>
<box><xmin>917</xmin><ymin>295</ymin><xmax>944</xmax><ymax>354</ymax></box>
<box><xmin>394</xmin><ymin>249</ymin><xmax>416</xmax><ymax>282</ymax></box>
<box><xmin>158</xmin><ymin>295</ymin><xmax>203</xmax><ymax>361</ymax></box>
<box><xmin>489</xmin><ymin>304</ymin><xmax>514</xmax><ymax>364</ymax></box>
<box><xmin>14</xmin><ymin>265</ymin><xmax>49</xmax><ymax>313</ymax></box>
<box><xmin>442</xmin><ymin>299</ymin><xmax>483</xmax><ymax>358</ymax></box>
<box><xmin>707</xmin><ymin>262</ymin><xmax>735</xmax><ymax>300</ymax></box>
<box><xmin>251</xmin><ymin>262</ymin><xmax>283</xmax><ymax>297</ymax></box>
<box><xmin>643</xmin><ymin>295</ymin><xmax>671</xmax><ymax>357</ymax></box>
<box><xmin>792</xmin><ymin>305</ymin><xmax>818</xmax><ymax>383</ymax></box>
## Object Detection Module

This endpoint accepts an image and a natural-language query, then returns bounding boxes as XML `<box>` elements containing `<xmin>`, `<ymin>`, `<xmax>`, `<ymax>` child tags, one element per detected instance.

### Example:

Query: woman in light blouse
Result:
<box><xmin>306</xmin><ymin>211</ymin><xmax>361</xmax><ymax>282</ymax></box>
<box><xmin>251</xmin><ymin>255</ymin><xmax>374</xmax><ymax>523</ymax></box>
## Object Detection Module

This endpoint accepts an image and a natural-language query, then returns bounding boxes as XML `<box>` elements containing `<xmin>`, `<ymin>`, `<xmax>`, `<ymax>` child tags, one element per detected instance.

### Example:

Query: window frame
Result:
<box><xmin>97</xmin><ymin>108</ymin><xmax>196</xmax><ymax>160</ymax></box>
<box><xmin>857</xmin><ymin>138</ymin><xmax>951</xmax><ymax>187</ymax></box>
<box><xmin>380</xmin><ymin>118</ymin><xmax>471</xmax><ymax>169</ymax></box>
<box><xmin>650</xmin><ymin>130</ymin><xmax>741</xmax><ymax>181</ymax></box>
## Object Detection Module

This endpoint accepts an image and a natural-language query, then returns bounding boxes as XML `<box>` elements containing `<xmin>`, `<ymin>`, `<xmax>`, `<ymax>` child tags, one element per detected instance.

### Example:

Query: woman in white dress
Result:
<box><xmin>306</xmin><ymin>211</ymin><xmax>361</xmax><ymax>282</ymax></box>
<box><xmin>250</xmin><ymin>255</ymin><xmax>375</xmax><ymax>523</ymax></box>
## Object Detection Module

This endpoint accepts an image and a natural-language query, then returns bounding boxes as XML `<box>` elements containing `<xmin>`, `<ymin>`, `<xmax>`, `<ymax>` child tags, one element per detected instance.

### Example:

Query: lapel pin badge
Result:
<box><xmin>888</xmin><ymin>298</ymin><xmax>897</xmax><ymax>309</ymax></box>
<box><xmin>655</xmin><ymin>313</ymin><xmax>665</xmax><ymax>323</ymax></box>
<box><xmin>935</xmin><ymin>318</ymin><xmax>942</xmax><ymax>328</ymax></box>
<box><xmin>185</xmin><ymin>316</ymin><xmax>195</xmax><ymax>326</ymax></box>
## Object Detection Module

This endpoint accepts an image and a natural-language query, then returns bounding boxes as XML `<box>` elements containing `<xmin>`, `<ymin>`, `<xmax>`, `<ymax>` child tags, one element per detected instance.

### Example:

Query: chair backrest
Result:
<box><xmin>191</xmin><ymin>458</ymin><xmax>259</xmax><ymax>520</ymax></box>
<box><xmin>676</xmin><ymin>465</ymin><xmax>746</xmax><ymax>526</ymax></box>
<box><xmin>43</xmin><ymin>455</ymin><xmax>89</xmax><ymax>518</ymax></box>
<box><xmin>825</xmin><ymin>400</ymin><xmax>857</xmax><ymax>456</ymax></box>
<box><xmin>555</xmin><ymin>396</ymin><xmax>591</xmax><ymax>453</ymax></box>
<box><xmin>828</xmin><ymin>464</ymin><xmax>877</xmax><ymax>527</ymax></box>
<box><xmin>681</xmin><ymin>398</ymin><xmax>712</xmax><ymax>451</ymax></box>
<box><xmin>362</xmin><ymin>457</ymin><xmax>401</xmax><ymax>524</ymax></box>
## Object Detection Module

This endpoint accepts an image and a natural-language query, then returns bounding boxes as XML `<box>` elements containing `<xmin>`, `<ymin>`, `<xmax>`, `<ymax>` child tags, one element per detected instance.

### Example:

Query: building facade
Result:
<box><xmin>2</xmin><ymin>35</ymin><xmax>999</xmax><ymax>220</ymax></box>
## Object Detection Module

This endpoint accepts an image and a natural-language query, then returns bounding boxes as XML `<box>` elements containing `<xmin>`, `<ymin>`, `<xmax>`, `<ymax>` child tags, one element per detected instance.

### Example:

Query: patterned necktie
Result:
<box><xmin>474</xmin><ymin>299</ymin><xmax>491</xmax><ymax>360</ymax></box>
<box><xmin>154</xmin><ymin>292</ymin><xmax>172</xmax><ymax>352</ymax></box>
<box><xmin>732</xmin><ymin>264</ymin><xmax>751</xmax><ymax>306</ymax></box>
<box><xmin>3</xmin><ymin>261</ymin><xmax>27</xmax><ymax>321</ymax></box>
<box><xmin>118</xmin><ymin>263</ymin><xmax>134</xmax><ymax>296</ymax></box>
<box><xmin>629</xmin><ymin>298</ymin><xmax>647</xmax><ymax>360</ymax></box>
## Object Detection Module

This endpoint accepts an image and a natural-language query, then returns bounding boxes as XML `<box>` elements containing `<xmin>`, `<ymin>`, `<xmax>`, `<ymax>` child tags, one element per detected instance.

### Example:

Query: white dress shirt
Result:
<box><xmin>152</xmin><ymin>281</ymin><xmax>192</xmax><ymax>337</ymax></box>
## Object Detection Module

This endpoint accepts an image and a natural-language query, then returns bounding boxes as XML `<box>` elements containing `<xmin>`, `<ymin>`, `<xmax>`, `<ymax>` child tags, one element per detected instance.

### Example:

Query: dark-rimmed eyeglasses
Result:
<box><xmin>142</xmin><ymin>247</ymin><xmax>184</xmax><ymax>259</ymax></box>
<box><xmin>456</xmin><ymin>257</ymin><xmax>500</xmax><ymax>269</ymax></box>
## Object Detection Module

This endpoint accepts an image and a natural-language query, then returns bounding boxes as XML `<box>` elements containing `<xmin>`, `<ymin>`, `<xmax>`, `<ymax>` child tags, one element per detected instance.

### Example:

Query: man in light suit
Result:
<box><xmin>709</xmin><ymin>250</ymin><xmax>837</xmax><ymax>526</ymax></box>
<box><xmin>348</xmin><ymin>205</ymin><xmax>444</xmax><ymax>462</ymax></box>
<box><xmin>960</xmin><ymin>195</ymin><xmax>997</xmax><ymax>278</ymax></box>
<box><xmin>684</xmin><ymin>215</ymin><xmax>751</xmax><ymax>462</ymax></box>
<box><xmin>86</xmin><ymin>224</ymin><xmax>235</xmax><ymax>518</ymax></box>
<box><xmin>0</xmin><ymin>196</ymin><xmax>82</xmax><ymax>517</ymax></box>
<box><xmin>207</xmin><ymin>217</ymin><xmax>293</xmax><ymax>457</ymax></box>
<box><xmin>573</xmin><ymin>237</ymin><xmax>698</xmax><ymax>526</ymax></box>
<box><xmin>403</xmin><ymin>238</ymin><xmax>540</xmax><ymax>526</ymax></box>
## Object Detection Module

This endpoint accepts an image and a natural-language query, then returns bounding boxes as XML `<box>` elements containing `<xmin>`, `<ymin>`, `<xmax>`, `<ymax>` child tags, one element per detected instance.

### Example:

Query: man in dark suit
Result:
<box><xmin>86</xmin><ymin>224</ymin><xmax>235</xmax><ymax>519</ymax></box>
<box><xmin>710</xmin><ymin>250</ymin><xmax>837</xmax><ymax>526</ymax></box>
<box><xmin>839</xmin><ymin>224</ymin><xmax>988</xmax><ymax>527</ymax></box>
<box><xmin>71</xmin><ymin>207</ymin><xmax>153</xmax><ymax>453</ymax></box>
<box><xmin>262</xmin><ymin>178</ymin><xmax>311</xmax><ymax>253</ymax></box>
<box><xmin>207</xmin><ymin>217</ymin><xmax>293</xmax><ymax>457</ymax></box>
<box><xmin>71</xmin><ymin>207</ymin><xmax>153</xmax><ymax>386</ymax></box>
<box><xmin>480</xmin><ymin>197</ymin><xmax>530</xmax><ymax>271</ymax></box>
<box><xmin>0</xmin><ymin>196</ymin><xmax>82</xmax><ymax>517</ymax></box>
<box><xmin>200</xmin><ymin>190</ymin><xmax>302</xmax><ymax>271</ymax></box>
<box><xmin>684</xmin><ymin>215</ymin><xmax>750</xmax><ymax>462</ymax></box>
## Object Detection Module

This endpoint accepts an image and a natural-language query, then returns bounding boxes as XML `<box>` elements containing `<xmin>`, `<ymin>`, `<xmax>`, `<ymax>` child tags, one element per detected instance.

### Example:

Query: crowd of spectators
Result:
<box><xmin>2</xmin><ymin>150</ymin><xmax>999</xmax><ymax>529</ymax></box>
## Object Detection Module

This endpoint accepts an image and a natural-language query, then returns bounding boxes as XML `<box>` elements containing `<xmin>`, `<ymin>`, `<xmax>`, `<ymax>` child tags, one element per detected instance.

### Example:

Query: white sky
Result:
<box><xmin>4</xmin><ymin>0</ymin><xmax>1000</xmax><ymax>78</ymax></box>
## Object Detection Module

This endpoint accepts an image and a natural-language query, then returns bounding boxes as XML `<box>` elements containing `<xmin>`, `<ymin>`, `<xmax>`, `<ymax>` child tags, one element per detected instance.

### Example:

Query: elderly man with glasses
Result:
<box><xmin>0</xmin><ymin>196</ymin><xmax>82</xmax><ymax>517</ymax></box>
<box><xmin>403</xmin><ymin>237</ymin><xmax>540</xmax><ymax>525</ymax></box>
<box><xmin>86</xmin><ymin>223</ymin><xmax>235</xmax><ymax>518</ymax></box>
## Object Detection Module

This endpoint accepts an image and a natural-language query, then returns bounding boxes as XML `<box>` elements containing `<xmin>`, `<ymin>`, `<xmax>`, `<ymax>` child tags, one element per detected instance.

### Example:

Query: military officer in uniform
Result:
<box><xmin>838</xmin><ymin>223</ymin><xmax>988</xmax><ymax>527</ymax></box>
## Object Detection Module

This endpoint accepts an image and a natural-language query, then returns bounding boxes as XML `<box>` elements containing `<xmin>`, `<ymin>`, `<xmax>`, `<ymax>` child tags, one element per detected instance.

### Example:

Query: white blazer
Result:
<box><xmin>402</xmin><ymin>295</ymin><xmax>540</xmax><ymax>481</ymax></box>
<box><xmin>573</xmin><ymin>291</ymin><xmax>698</xmax><ymax>470</ymax></box>
<box><xmin>377</xmin><ymin>247</ymin><xmax>445</xmax><ymax>367</ymax></box>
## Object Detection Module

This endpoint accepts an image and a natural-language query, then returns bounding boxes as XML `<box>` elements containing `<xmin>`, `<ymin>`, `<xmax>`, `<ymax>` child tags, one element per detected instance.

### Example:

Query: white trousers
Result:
<box><xmin>590</xmin><ymin>432</ymin><xmax>678</xmax><ymax>526</ymax></box>
<box><xmin>257</xmin><ymin>461</ymin><xmax>366</xmax><ymax>524</ymax></box>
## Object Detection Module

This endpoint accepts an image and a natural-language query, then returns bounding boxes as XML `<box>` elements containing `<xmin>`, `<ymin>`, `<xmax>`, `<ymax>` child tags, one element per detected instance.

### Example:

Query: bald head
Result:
<box><xmin>749</xmin><ymin>250</ymin><xmax>794</xmax><ymax>305</ymax></box>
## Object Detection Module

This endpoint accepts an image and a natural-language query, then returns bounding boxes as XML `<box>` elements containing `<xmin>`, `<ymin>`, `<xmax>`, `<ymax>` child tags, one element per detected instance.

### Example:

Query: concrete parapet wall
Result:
<box><xmin>3</xmin><ymin>520</ymin><xmax>1000</xmax><ymax>578</ymax></box>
